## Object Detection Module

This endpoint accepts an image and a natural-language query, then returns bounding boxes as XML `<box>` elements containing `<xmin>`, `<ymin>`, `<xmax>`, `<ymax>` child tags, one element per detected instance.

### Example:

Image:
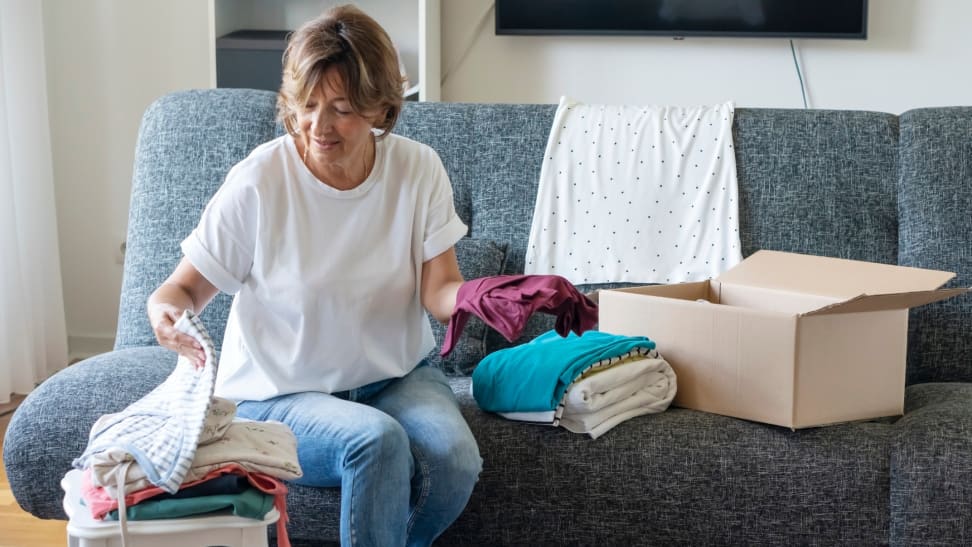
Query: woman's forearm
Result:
<box><xmin>428</xmin><ymin>279</ymin><xmax>463</xmax><ymax>324</ymax></box>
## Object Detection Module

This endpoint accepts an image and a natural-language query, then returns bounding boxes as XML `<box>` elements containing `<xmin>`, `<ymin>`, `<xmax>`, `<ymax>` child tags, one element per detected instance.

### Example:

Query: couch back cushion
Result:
<box><xmin>400</xmin><ymin>105</ymin><xmax>902</xmax><ymax>278</ymax></box>
<box><xmin>383</xmin><ymin>102</ymin><xmax>563</xmax><ymax>358</ymax></box>
<box><xmin>115</xmin><ymin>89</ymin><xmax>281</xmax><ymax>350</ymax></box>
<box><xmin>898</xmin><ymin>107</ymin><xmax>972</xmax><ymax>384</ymax></box>
<box><xmin>395</xmin><ymin>101</ymin><xmax>559</xmax><ymax>273</ymax></box>
<box><xmin>732</xmin><ymin>108</ymin><xmax>899</xmax><ymax>261</ymax></box>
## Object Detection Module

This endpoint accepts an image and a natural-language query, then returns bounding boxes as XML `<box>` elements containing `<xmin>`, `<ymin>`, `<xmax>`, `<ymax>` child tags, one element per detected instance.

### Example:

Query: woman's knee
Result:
<box><xmin>345</xmin><ymin>413</ymin><xmax>412</xmax><ymax>469</ymax></box>
<box><xmin>456</xmin><ymin>438</ymin><xmax>484</xmax><ymax>484</ymax></box>
<box><xmin>432</xmin><ymin>434</ymin><xmax>482</xmax><ymax>491</ymax></box>
<box><xmin>408</xmin><ymin>434</ymin><xmax>481</xmax><ymax>539</ymax></box>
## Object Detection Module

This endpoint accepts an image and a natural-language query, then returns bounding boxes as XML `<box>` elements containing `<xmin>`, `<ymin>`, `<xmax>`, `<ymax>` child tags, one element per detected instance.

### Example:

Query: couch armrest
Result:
<box><xmin>2</xmin><ymin>346</ymin><xmax>175</xmax><ymax>519</ymax></box>
<box><xmin>891</xmin><ymin>382</ymin><xmax>972</xmax><ymax>546</ymax></box>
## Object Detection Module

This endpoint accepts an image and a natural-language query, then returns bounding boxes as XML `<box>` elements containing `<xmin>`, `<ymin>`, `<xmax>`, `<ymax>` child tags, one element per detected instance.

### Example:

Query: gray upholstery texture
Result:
<box><xmin>732</xmin><ymin>108</ymin><xmax>899</xmax><ymax>263</ymax></box>
<box><xmin>6</xmin><ymin>89</ymin><xmax>972</xmax><ymax>546</ymax></box>
<box><xmin>115</xmin><ymin>89</ymin><xmax>281</xmax><ymax>352</ymax></box>
<box><xmin>890</xmin><ymin>382</ymin><xmax>972</xmax><ymax>546</ymax></box>
<box><xmin>898</xmin><ymin>107</ymin><xmax>972</xmax><ymax>385</ymax></box>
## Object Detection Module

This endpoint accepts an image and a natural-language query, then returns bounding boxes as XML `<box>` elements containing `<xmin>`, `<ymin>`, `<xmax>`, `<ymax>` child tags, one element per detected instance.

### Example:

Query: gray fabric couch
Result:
<box><xmin>5</xmin><ymin>89</ymin><xmax>972</xmax><ymax>546</ymax></box>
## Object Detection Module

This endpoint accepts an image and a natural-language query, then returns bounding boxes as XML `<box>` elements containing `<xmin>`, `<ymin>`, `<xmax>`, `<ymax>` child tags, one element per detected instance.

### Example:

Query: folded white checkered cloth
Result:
<box><xmin>73</xmin><ymin>310</ymin><xmax>218</xmax><ymax>494</ymax></box>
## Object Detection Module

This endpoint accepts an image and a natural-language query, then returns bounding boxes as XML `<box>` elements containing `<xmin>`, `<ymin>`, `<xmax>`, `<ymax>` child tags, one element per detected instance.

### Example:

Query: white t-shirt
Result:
<box><xmin>181</xmin><ymin>133</ymin><xmax>467</xmax><ymax>401</ymax></box>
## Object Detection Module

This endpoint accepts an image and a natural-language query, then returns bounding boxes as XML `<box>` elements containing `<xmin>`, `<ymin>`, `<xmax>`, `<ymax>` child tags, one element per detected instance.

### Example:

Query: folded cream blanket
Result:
<box><xmin>89</xmin><ymin>398</ymin><xmax>302</xmax><ymax>497</ymax></box>
<box><xmin>560</xmin><ymin>356</ymin><xmax>677</xmax><ymax>439</ymax></box>
<box><xmin>564</xmin><ymin>356</ymin><xmax>675</xmax><ymax>413</ymax></box>
<box><xmin>486</xmin><ymin>352</ymin><xmax>677</xmax><ymax>439</ymax></box>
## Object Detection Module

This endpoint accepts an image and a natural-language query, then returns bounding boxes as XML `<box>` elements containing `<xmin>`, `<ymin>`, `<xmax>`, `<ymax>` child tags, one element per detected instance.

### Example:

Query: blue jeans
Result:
<box><xmin>236</xmin><ymin>363</ymin><xmax>482</xmax><ymax>547</ymax></box>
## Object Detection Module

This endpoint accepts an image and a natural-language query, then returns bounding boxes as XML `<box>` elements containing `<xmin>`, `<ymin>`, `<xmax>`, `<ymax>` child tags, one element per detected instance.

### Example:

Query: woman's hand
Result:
<box><xmin>149</xmin><ymin>302</ymin><xmax>206</xmax><ymax>368</ymax></box>
<box><xmin>147</xmin><ymin>257</ymin><xmax>220</xmax><ymax>369</ymax></box>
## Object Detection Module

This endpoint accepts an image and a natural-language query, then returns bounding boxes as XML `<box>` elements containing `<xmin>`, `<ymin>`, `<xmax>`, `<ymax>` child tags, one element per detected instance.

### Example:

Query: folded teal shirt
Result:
<box><xmin>106</xmin><ymin>487</ymin><xmax>273</xmax><ymax>521</ymax></box>
<box><xmin>472</xmin><ymin>330</ymin><xmax>655</xmax><ymax>413</ymax></box>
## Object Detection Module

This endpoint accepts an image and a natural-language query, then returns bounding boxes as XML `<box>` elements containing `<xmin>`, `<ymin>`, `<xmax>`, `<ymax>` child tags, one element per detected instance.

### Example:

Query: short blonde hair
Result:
<box><xmin>277</xmin><ymin>4</ymin><xmax>405</xmax><ymax>137</ymax></box>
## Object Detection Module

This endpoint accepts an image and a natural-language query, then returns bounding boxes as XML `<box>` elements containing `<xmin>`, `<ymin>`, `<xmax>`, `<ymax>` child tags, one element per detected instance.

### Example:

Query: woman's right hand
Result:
<box><xmin>149</xmin><ymin>302</ymin><xmax>207</xmax><ymax>368</ymax></box>
<box><xmin>147</xmin><ymin>258</ymin><xmax>219</xmax><ymax>369</ymax></box>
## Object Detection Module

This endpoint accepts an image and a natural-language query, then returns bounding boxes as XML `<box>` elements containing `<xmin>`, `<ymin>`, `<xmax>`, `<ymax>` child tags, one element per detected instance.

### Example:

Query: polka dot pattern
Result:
<box><xmin>525</xmin><ymin>97</ymin><xmax>743</xmax><ymax>284</ymax></box>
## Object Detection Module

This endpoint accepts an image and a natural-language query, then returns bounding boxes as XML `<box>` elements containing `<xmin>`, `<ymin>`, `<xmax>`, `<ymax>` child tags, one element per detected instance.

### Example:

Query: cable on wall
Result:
<box><xmin>441</xmin><ymin>1</ymin><xmax>495</xmax><ymax>86</ymax></box>
<box><xmin>789</xmin><ymin>39</ymin><xmax>809</xmax><ymax>109</ymax></box>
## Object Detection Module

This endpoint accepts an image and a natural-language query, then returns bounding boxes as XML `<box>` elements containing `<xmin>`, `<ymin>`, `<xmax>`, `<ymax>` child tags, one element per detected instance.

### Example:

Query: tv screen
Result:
<box><xmin>495</xmin><ymin>0</ymin><xmax>868</xmax><ymax>39</ymax></box>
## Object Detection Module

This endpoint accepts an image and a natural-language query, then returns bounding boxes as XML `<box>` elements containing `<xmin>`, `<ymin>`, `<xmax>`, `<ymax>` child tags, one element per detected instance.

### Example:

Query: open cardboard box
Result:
<box><xmin>598</xmin><ymin>250</ymin><xmax>969</xmax><ymax>429</ymax></box>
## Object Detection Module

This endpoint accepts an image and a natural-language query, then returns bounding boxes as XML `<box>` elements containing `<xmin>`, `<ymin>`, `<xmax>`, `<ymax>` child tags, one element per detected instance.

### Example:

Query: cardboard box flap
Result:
<box><xmin>717</xmin><ymin>250</ymin><xmax>956</xmax><ymax>299</ymax></box>
<box><xmin>801</xmin><ymin>287</ymin><xmax>970</xmax><ymax>316</ymax></box>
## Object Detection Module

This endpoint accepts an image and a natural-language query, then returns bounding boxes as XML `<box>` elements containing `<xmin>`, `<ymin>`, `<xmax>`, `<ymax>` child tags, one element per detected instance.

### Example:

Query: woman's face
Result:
<box><xmin>297</xmin><ymin>66</ymin><xmax>377</xmax><ymax>173</ymax></box>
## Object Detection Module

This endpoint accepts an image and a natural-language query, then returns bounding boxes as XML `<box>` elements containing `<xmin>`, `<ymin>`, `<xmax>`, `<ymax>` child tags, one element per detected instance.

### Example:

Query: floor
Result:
<box><xmin>0</xmin><ymin>394</ymin><xmax>25</xmax><ymax>416</ymax></box>
<box><xmin>1</xmin><ymin>406</ymin><xmax>65</xmax><ymax>547</ymax></box>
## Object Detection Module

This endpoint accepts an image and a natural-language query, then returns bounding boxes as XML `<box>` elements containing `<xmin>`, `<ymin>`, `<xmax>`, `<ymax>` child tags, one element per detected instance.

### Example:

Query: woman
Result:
<box><xmin>147</xmin><ymin>5</ymin><xmax>481</xmax><ymax>546</ymax></box>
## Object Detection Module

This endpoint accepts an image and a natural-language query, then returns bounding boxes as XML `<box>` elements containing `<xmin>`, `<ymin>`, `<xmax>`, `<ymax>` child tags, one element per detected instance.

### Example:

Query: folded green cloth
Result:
<box><xmin>106</xmin><ymin>486</ymin><xmax>273</xmax><ymax>521</ymax></box>
<box><xmin>472</xmin><ymin>329</ymin><xmax>655</xmax><ymax>413</ymax></box>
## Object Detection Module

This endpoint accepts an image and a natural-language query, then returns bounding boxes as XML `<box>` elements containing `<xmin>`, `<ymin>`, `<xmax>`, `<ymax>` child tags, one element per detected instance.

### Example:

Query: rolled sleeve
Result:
<box><xmin>181</xmin><ymin>231</ymin><xmax>245</xmax><ymax>295</ymax></box>
<box><xmin>423</xmin><ymin>214</ymin><xmax>467</xmax><ymax>262</ymax></box>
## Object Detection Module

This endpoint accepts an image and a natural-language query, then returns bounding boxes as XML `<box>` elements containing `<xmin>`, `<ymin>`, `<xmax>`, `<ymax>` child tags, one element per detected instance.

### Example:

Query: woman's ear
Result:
<box><xmin>377</xmin><ymin>107</ymin><xmax>394</xmax><ymax>131</ymax></box>
<box><xmin>368</xmin><ymin>108</ymin><xmax>392</xmax><ymax>134</ymax></box>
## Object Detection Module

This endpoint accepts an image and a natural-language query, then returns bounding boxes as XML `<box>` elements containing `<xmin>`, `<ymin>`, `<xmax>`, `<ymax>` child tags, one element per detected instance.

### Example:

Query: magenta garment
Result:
<box><xmin>441</xmin><ymin>274</ymin><xmax>599</xmax><ymax>357</ymax></box>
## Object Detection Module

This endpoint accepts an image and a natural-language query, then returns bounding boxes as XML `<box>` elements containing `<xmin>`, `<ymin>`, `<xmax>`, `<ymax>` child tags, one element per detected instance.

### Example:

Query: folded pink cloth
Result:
<box><xmin>81</xmin><ymin>464</ymin><xmax>293</xmax><ymax>547</ymax></box>
<box><xmin>441</xmin><ymin>274</ymin><xmax>598</xmax><ymax>356</ymax></box>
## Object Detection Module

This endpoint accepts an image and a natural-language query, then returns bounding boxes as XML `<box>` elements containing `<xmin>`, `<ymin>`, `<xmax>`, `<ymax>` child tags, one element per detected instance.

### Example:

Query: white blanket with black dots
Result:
<box><xmin>525</xmin><ymin>96</ymin><xmax>742</xmax><ymax>284</ymax></box>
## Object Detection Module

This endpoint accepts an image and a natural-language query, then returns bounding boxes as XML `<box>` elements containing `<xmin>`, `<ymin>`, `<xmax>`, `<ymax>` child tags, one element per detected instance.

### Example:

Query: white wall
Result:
<box><xmin>42</xmin><ymin>0</ymin><xmax>212</xmax><ymax>357</ymax></box>
<box><xmin>441</xmin><ymin>0</ymin><xmax>972</xmax><ymax>112</ymax></box>
<box><xmin>42</xmin><ymin>0</ymin><xmax>972</xmax><ymax>358</ymax></box>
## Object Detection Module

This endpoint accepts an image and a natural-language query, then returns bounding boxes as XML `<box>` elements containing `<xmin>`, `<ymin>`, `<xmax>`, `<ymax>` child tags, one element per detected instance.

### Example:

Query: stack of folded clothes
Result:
<box><xmin>472</xmin><ymin>330</ymin><xmax>677</xmax><ymax>439</ymax></box>
<box><xmin>72</xmin><ymin>311</ymin><xmax>301</xmax><ymax>546</ymax></box>
<box><xmin>78</xmin><ymin>397</ymin><xmax>302</xmax><ymax>544</ymax></box>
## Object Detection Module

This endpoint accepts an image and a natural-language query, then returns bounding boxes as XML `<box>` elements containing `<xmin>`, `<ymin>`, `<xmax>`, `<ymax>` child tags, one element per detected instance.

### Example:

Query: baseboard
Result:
<box><xmin>0</xmin><ymin>393</ymin><xmax>26</xmax><ymax>416</ymax></box>
<box><xmin>0</xmin><ymin>335</ymin><xmax>112</xmax><ymax>410</ymax></box>
<box><xmin>68</xmin><ymin>335</ymin><xmax>114</xmax><ymax>362</ymax></box>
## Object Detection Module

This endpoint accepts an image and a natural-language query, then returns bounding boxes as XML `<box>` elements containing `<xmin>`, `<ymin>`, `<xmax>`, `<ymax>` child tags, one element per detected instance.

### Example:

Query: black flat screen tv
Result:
<box><xmin>495</xmin><ymin>0</ymin><xmax>868</xmax><ymax>39</ymax></box>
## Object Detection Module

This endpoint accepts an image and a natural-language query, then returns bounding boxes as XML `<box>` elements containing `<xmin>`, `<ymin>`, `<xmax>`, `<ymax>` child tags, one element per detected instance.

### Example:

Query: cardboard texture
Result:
<box><xmin>598</xmin><ymin>250</ymin><xmax>970</xmax><ymax>428</ymax></box>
